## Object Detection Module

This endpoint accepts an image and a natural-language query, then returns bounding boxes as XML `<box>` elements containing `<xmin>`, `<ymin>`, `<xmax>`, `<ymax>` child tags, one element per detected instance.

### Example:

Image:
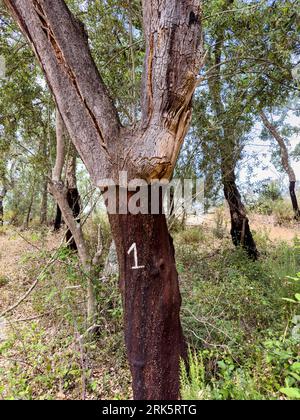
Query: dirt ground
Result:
<box><xmin>187</xmin><ymin>211</ymin><xmax>300</xmax><ymax>244</ymax></box>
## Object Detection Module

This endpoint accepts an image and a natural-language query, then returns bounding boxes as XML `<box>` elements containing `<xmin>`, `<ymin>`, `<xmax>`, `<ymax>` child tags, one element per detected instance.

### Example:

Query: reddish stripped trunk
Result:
<box><xmin>108</xmin><ymin>189</ymin><xmax>186</xmax><ymax>400</ymax></box>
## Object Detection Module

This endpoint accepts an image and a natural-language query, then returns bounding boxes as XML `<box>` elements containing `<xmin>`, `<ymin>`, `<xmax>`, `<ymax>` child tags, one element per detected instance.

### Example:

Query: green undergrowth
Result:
<box><xmin>176</xmin><ymin>227</ymin><xmax>300</xmax><ymax>400</ymax></box>
<box><xmin>0</xmin><ymin>225</ymin><xmax>299</xmax><ymax>400</ymax></box>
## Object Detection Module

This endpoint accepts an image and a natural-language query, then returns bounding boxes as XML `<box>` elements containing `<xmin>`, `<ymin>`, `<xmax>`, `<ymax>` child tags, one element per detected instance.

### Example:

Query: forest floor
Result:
<box><xmin>0</xmin><ymin>211</ymin><xmax>300</xmax><ymax>400</ymax></box>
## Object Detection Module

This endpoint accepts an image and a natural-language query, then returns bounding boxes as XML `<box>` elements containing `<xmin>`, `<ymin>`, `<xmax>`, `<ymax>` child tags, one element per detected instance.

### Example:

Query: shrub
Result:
<box><xmin>259</xmin><ymin>182</ymin><xmax>282</xmax><ymax>202</ymax></box>
<box><xmin>176</xmin><ymin>227</ymin><xmax>205</xmax><ymax>245</ymax></box>
<box><xmin>212</xmin><ymin>207</ymin><xmax>228</xmax><ymax>239</ymax></box>
<box><xmin>273</xmin><ymin>200</ymin><xmax>295</xmax><ymax>225</ymax></box>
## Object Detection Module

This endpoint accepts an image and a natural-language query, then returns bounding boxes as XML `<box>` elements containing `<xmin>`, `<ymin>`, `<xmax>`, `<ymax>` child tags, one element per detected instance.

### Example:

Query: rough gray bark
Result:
<box><xmin>5</xmin><ymin>0</ymin><xmax>204</xmax><ymax>400</ymax></box>
<box><xmin>260</xmin><ymin>111</ymin><xmax>300</xmax><ymax>220</ymax></box>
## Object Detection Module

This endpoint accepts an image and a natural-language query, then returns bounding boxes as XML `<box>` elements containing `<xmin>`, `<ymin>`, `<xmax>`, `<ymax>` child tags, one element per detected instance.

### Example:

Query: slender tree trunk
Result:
<box><xmin>65</xmin><ymin>152</ymin><xmax>81</xmax><ymax>251</ymax></box>
<box><xmin>222</xmin><ymin>166</ymin><xmax>259</xmax><ymax>259</ymax></box>
<box><xmin>53</xmin><ymin>205</ymin><xmax>62</xmax><ymax>231</ymax></box>
<box><xmin>0</xmin><ymin>199</ymin><xmax>3</xmax><ymax>226</ymax></box>
<box><xmin>290</xmin><ymin>181</ymin><xmax>300</xmax><ymax>219</ymax></box>
<box><xmin>49</xmin><ymin>180</ymin><xmax>97</xmax><ymax>324</ymax></box>
<box><xmin>260</xmin><ymin>111</ymin><xmax>300</xmax><ymax>220</ymax></box>
<box><xmin>53</xmin><ymin>109</ymin><xmax>65</xmax><ymax>232</ymax></box>
<box><xmin>23</xmin><ymin>187</ymin><xmax>35</xmax><ymax>229</ymax></box>
<box><xmin>109</xmin><ymin>188</ymin><xmax>186</xmax><ymax>400</ymax></box>
<box><xmin>40</xmin><ymin>178</ymin><xmax>48</xmax><ymax>225</ymax></box>
<box><xmin>40</xmin><ymin>132</ymin><xmax>49</xmax><ymax>225</ymax></box>
<box><xmin>0</xmin><ymin>195</ymin><xmax>5</xmax><ymax>227</ymax></box>
<box><xmin>65</xmin><ymin>188</ymin><xmax>80</xmax><ymax>250</ymax></box>
<box><xmin>50</xmin><ymin>109</ymin><xmax>97</xmax><ymax>324</ymax></box>
<box><xmin>0</xmin><ymin>187</ymin><xmax>7</xmax><ymax>226</ymax></box>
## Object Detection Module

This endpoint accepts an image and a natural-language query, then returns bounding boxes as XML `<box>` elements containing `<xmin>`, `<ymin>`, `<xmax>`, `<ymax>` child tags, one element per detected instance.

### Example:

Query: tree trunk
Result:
<box><xmin>0</xmin><ymin>187</ymin><xmax>6</xmax><ymax>226</ymax></box>
<box><xmin>0</xmin><ymin>199</ymin><xmax>3</xmax><ymax>227</ymax></box>
<box><xmin>260</xmin><ymin>111</ymin><xmax>300</xmax><ymax>220</ymax></box>
<box><xmin>0</xmin><ymin>198</ymin><xmax>4</xmax><ymax>227</ymax></box>
<box><xmin>66</xmin><ymin>187</ymin><xmax>80</xmax><ymax>250</ymax></box>
<box><xmin>223</xmin><ymin>168</ymin><xmax>259</xmax><ymax>260</ymax></box>
<box><xmin>290</xmin><ymin>181</ymin><xmax>300</xmax><ymax>220</ymax></box>
<box><xmin>108</xmin><ymin>188</ymin><xmax>186</xmax><ymax>400</ymax></box>
<box><xmin>53</xmin><ymin>204</ymin><xmax>62</xmax><ymax>231</ymax></box>
<box><xmin>40</xmin><ymin>178</ymin><xmax>48</xmax><ymax>225</ymax></box>
<box><xmin>65</xmin><ymin>151</ymin><xmax>80</xmax><ymax>251</ymax></box>
<box><xmin>23</xmin><ymin>188</ymin><xmax>35</xmax><ymax>229</ymax></box>
<box><xmin>49</xmin><ymin>180</ymin><xmax>97</xmax><ymax>324</ymax></box>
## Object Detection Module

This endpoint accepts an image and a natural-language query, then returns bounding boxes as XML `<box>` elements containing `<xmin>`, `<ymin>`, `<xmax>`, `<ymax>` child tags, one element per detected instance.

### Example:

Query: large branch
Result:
<box><xmin>133</xmin><ymin>0</ymin><xmax>203</xmax><ymax>180</ymax></box>
<box><xmin>141</xmin><ymin>0</ymin><xmax>203</xmax><ymax>125</ymax></box>
<box><xmin>4</xmin><ymin>0</ymin><xmax>121</xmax><ymax>183</ymax></box>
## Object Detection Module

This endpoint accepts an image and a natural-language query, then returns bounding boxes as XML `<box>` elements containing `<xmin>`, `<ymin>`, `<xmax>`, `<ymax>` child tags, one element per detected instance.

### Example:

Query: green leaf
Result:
<box><xmin>280</xmin><ymin>388</ymin><xmax>300</xmax><ymax>399</ymax></box>
<box><xmin>291</xmin><ymin>362</ymin><xmax>300</xmax><ymax>372</ymax></box>
<box><xmin>288</xmin><ymin>372</ymin><xmax>300</xmax><ymax>382</ymax></box>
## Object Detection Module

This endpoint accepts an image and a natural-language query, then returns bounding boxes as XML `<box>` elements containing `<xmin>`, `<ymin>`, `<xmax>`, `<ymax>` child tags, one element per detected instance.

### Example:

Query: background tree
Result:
<box><xmin>260</xmin><ymin>110</ymin><xmax>300</xmax><ymax>219</ymax></box>
<box><xmin>189</xmin><ymin>0</ymin><xmax>299</xmax><ymax>258</ymax></box>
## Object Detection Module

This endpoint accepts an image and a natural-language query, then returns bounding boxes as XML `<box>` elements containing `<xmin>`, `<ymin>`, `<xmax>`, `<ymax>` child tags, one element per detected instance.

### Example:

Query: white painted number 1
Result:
<box><xmin>128</xmin><ymin>243</ymin><xmax>145</xmax><ymax>270</ymax></box>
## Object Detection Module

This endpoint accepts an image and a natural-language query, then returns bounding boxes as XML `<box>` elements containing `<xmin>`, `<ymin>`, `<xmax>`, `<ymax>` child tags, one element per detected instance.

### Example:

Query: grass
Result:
<box><xmin>0</xmin><ymin>222</ymin><xmax>299</xmax><ymax>400</ymax></box>
<box><xmin>176</xmin><ymin>227</ymin><xmax>300</xmax><ymax>400</ymax></box>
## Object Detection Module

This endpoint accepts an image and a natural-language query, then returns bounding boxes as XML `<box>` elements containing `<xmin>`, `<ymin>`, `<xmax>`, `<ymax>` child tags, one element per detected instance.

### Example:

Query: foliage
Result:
<box><xmin>259</xmin><ymin>181</ymin><xmax>283</xmax><ymax>202</ymax></box>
